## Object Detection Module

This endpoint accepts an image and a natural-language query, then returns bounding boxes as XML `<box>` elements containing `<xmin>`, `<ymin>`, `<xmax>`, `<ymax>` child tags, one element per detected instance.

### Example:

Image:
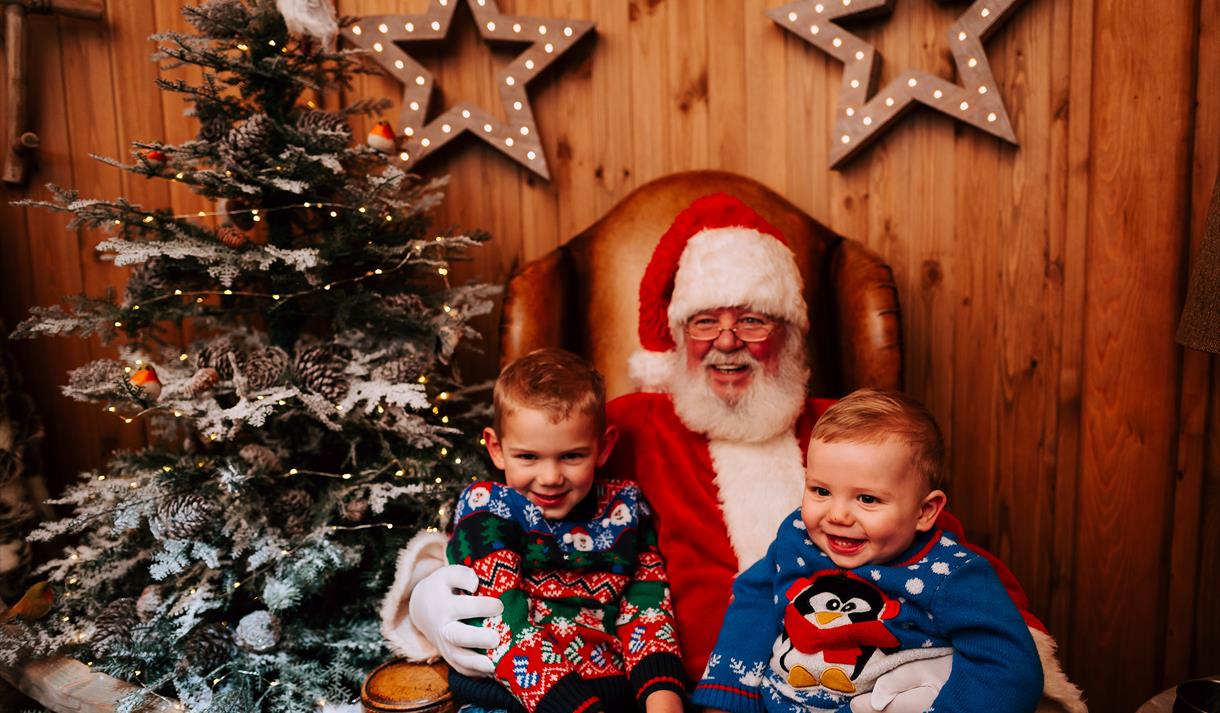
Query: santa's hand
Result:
<box><xmin>407</xmin><ymin>564</ymin><xmax>503</xmax><ymax>677</ymax></box>
<box><xmin>850</xmin><ymin>655</ymin><xmax>953</xmax><ymax>712</ymax></box>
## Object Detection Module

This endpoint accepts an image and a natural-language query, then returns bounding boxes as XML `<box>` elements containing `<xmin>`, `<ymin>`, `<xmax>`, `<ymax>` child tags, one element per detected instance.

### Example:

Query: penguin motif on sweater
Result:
<box><xmin>770</xmin><ymin>570</ymin><xmax>901</xmax><ymax>694</ymax></box>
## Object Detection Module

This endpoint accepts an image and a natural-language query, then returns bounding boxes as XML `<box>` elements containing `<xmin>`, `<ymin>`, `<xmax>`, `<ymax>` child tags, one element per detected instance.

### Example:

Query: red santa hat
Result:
<box><xmin>629</xmin><ymin>194</ymin><xmax>809</xmax><ymax>390</ymax></box>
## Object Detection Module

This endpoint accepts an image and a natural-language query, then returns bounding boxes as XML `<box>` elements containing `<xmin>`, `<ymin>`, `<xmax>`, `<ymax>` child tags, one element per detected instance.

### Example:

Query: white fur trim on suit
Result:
<box><xmin>708</xmin><ymin>433</ymin><xmax>807</xmax><ymax>571</ymax></box>
<box><xmin>668</xmin><ymin>228</ymin><xmax>809</xmax><ymax>332</ymax></box>
<box><xmin>1031</xmin><ymin>627</ymin><xmax>1088</xmax><ymax>712</ymax></box>
<box><xmin>380</xmin><ymin>529</ymin><xmax>449</xmax><ymax>660</ymax></box>
<box><xmin>628</xmin><ymin>348</ymin><xmax>679</xmax><ymax>393</ymax></box>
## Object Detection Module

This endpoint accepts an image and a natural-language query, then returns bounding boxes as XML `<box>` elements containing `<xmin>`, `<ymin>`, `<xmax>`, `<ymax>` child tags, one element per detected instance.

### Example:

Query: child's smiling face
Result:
<box><xmin>483</xmin><ymin>406</ymin><xmax>617</xmax><ymax>520</ymax></box>
<box><xmin>801</xmin><ymin>437</ymin><xmax>945</xmax><ymax>568</ymax></box>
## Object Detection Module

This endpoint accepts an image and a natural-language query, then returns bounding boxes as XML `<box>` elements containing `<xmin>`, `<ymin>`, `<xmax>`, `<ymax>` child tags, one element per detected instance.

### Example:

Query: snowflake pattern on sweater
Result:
<box><xmin>448</xmin><ymin>480</ymin><xmax>685</xmax><ymax>713</ymax></box>
<box><xmin>693</xmin><ymin>509</ymin><xmax>1042</xmax><ymax>713</ymax></box>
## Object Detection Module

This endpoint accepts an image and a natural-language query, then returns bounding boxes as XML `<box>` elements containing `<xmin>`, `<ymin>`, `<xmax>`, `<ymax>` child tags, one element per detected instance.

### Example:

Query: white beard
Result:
<box><xmin>664</xmin><ymin>331</ymin><xmax>811</xmax><ymax>569</ymax></box>
<box><xmin>668</xmin><ymin>330</ymin><xmax>810</xmax><ymax>443</ymax></box>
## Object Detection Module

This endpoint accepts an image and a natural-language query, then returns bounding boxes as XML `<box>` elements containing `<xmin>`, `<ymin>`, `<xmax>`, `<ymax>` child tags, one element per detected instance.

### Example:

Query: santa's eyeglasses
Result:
<box><xmin>684</xmin><ymin>315</ymin><xmax>776</xmax><ymax>342</ymax></box>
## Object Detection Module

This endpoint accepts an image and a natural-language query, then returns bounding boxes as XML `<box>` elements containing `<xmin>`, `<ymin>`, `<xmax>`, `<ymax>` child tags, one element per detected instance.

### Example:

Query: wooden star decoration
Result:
<box><xmin>342</xmin><ymin>0</ymin><xmax>594</xmax><ymax>180</ymax></box>
<box><xmin>767</xmin><ymin>0</ymin><xmax>1028</xmax><ymax>168</ymax></box>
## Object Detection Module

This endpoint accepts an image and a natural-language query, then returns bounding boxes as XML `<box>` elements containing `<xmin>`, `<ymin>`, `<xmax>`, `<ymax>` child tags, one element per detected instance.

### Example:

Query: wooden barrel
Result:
<box><xmin>361</xmin><ymin>659</ymin><xmax>455</xmax><ymax>713</ymax></box>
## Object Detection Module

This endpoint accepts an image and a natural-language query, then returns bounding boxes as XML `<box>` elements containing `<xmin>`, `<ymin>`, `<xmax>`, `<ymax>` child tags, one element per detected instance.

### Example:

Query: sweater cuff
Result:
<box><xmin>629</xmin><ymin>651</ymin><xmax>687</xmax><ymax>702</ymax></box>
<box><xmin>535</xmin><ymin>672</ymin><xmax>605</xmax><ymax>713</ymax></box>
<box><xmin>691</xmin><ymin>680</ymin><xmax>766</xmax><ymax>713</ymax></box>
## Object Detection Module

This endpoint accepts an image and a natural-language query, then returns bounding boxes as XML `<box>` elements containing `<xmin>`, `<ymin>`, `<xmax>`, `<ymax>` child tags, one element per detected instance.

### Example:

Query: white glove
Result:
<box><xmin>407</xmin><ymin>564</ymin><xmax>503</xmax><ymax>677</ymax></box>
<box><xmin>849</xmin><ymin>655</ymin><xmax>953</xmax><ymax>713</ymax></box>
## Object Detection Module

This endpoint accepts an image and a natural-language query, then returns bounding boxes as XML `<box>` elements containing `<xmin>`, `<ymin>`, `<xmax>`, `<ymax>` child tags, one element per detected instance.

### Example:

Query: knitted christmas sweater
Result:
<box><xmin>446</xmin><ymin>479</ymin><xmax>685</xmax><ymax>713</ymax></box>
<box><xmin>692</xmin><ymin>509</ymin><xmax>1042</xmax><ymax>713</ymax></box>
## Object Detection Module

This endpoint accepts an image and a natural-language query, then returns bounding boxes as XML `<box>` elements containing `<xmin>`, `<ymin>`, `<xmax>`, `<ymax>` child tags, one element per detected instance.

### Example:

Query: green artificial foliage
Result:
<box><xmin>3</xmin><ymin>1</ymin><xmax>496</xmax><ymax>710</ymax></box>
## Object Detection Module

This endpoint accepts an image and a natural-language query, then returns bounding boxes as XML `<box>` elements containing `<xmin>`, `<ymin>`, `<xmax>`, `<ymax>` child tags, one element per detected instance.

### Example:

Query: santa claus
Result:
<box><xmin>380</xmin><ymin>194</ymin><xmax>1085</xmax><ymax>711</ymax></box>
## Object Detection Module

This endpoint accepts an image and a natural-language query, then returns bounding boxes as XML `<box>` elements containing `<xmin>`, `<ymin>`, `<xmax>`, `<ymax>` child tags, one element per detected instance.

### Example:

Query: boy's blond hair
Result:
<box><xmin>810</xmin><ymin>388</ymin><xmax>945</xmax><ymax>490</ymax></box>
<box><xmin>493</xmin><ymin>348</ymin><xmax>607</xmax><ymax>433</ymax></box>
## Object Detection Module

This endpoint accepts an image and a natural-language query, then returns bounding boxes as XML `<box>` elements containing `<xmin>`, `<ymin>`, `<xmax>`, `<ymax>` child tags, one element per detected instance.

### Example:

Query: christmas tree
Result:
<box><xmin>3</xmin><ymin>1</ymin><xmax>495</xmax><ymax>710</ymax></box>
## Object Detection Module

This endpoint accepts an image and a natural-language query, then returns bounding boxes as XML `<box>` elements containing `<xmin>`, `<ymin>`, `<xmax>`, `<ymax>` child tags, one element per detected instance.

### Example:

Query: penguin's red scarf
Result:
<box><xmin>783</xmin><ymin>572</ymin><xmax>901</xmax><ymax>662</ymax></box>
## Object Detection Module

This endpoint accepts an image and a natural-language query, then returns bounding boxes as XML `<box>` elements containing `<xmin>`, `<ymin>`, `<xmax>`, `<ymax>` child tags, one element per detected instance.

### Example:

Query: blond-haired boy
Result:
<box><xmin>447</xmin><ymin>348</ymin><xmax>685</xmax><ymax>713</ymax></box>
<box><xmin>695</xmin><ymin>388</ymin><xmax>1042</xmax><ymax>713</ymax></box>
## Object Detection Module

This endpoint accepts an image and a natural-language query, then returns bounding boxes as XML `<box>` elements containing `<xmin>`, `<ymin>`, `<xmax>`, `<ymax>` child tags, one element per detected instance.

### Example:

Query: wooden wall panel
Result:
<box><xmin>1072</xmin><ymin>0</ymin><xmax>1197</xmax><ymax>709</ymax></box>
<box><xmin>1</xmin><ymin>1</ymin><xmax>1216</xmax><ymax>710</ymax></box>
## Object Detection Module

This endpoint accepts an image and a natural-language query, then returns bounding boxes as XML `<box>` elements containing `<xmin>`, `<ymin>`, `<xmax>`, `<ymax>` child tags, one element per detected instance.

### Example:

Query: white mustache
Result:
<box><xmin>702</xmin><ymin>350</ymin><xmax>757</xmax><ymax>367</ymax></box>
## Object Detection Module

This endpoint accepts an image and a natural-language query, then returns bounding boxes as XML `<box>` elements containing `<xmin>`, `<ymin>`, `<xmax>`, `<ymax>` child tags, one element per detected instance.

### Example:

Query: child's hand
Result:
<box><xmin>644</xmin><ymin>689</ymin><xmax>685</xmax><ymax>713</ymax></box>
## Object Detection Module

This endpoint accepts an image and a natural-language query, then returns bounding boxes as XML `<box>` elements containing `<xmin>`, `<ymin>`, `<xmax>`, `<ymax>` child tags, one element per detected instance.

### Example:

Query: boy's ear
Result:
<box><xmin>595</xmin><ymin>425</ymin><xmax>620</xmax><ymax>467</ymax></box>
<box><xmin>483</xmin><ymin>427</ymin><xmax>507</xmax><ymax>470</ymax></box>
<box><xmin>915</xmin><ymin>489</ymin><xmax>947</xmax><ymax>532</ymax></box>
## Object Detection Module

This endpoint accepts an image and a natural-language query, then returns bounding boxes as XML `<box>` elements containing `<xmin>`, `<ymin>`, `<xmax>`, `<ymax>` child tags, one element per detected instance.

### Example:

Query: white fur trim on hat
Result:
<box><xmin>628</xmin><ymin>348</ymin><xmax>680</xmax><ymax>392</ymax></box>
<box><xmin>380</xmin><ymin>529</ymin><xmax>448</xmax><ymax>660</ymax></box>
<box><xmin>667</xmin><ymin>227</ymin><xmax>808</xmax><ymax>332</ymax></box>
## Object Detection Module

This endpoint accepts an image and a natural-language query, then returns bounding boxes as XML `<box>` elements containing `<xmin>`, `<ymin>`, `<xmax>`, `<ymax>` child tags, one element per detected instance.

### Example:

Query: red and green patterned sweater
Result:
<box><xmin>446</xmin><ymin>479</ymin><xmax>686</xmax><ymax>713</ymax></box>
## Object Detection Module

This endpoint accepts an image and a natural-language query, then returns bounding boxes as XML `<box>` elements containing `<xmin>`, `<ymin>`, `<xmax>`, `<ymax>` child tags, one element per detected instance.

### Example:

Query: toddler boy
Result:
<box><xmin>693</xmin><ymin>388</ymin><xmax>1042</xmax><ymax>713</ymax></box>
<box><xmin>447</xmin><ymin>348</ymin><xmax>686</xmax><ymax>713</ymax></box>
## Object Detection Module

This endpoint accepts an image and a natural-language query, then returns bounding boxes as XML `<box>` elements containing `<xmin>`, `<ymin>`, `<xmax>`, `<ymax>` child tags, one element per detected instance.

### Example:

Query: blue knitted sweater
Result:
<box><xmin>692</xmin><ymin>509</ymin><xmax>1042</xmax><ymax>713</ymax></box>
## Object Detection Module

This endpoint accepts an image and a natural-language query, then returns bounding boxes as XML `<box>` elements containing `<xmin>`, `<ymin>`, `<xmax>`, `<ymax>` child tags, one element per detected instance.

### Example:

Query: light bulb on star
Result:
<box><xmin>367</xmin><ymin>120</ymin><xmax>398</xmax><ymax>153</ymax></box>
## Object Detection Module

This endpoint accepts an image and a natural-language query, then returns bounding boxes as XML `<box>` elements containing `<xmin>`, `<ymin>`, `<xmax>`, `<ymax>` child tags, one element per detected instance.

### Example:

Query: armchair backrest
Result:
<box><xmin>499</xmin><ymin>170</ymin><xmax>903</xmax><ymax>399</ymax></box>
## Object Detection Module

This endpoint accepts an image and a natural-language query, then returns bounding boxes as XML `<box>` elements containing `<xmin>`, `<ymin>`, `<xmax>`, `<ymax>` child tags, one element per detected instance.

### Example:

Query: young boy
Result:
<box><xmin>693</xmin><ymin>388</ymin><xmax>1043</xmax><ymax>713</ymax></box>
<box><xmin>447</xmin><ymin>348</ymin><xmax>686</xmax><ymax>713</ymax></box>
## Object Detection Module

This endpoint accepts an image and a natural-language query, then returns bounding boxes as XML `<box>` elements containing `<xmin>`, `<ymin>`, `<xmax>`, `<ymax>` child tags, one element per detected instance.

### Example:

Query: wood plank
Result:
<box><xmin>1044</xmin><ymin>0</ymin><xmax>1093</xmax><ymax>669</ymax></box>
<box><xmin>58</xmin><ymin>6</ymin><xmax>148</xmax><ymax>460</ymax></box>
<box><xmin>626</xmin><ymin>0</ymin><xmax>670</xmax><ymax>189</ymax></box>
<box><xmin>581</xmin><ymin>0</ymin><xmax>631</xmax><ymax>216</ymax></box>
<box><xmin>1167</xmin><ymin>0</ymin><xmax>1220</xmax><ymax>683</ymax></box>
<box><xmin>663</xmin><ymin>0</ymin><xmax>708</xmax><ymax>172</ymax></box>
<box><xmin>706</xmin><ymin>0</ymin><xmax>748</xmax><ymax>178</ymax></box>
<box><xmin>17</xmin><ymin>14</ymin><xmax>101</xmax><ymax>493</ymax></box>
<box><xmin>587</xmin><ymin>0</ymin><xmax>634</xmax><ymax>217</ymax></box>
<box><xmin>987</xmin><ymin>0</ymin><xmax>1058</xmax><ymax>627</ymax></box>
<box><xmin>743</xmin><ymin>0</ymin><xmax>786</xmax><ymax>194</ymax></box>
<box><xmin>1071</xmin><ymin>0</ymin><xmax>1196</xmax><ymax>708</ymax></box>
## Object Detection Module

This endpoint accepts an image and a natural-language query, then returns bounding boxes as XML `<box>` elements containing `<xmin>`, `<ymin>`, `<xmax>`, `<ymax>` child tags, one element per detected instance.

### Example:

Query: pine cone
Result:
<box><xmin>198</xmin><ymin>117</ymin><xmax>230</xmax><ymax>143</ymax></box>
<box><xmin>136</xmin><ymin>585</ymin><xmax>163</xmax><ymax>622</ymax></box>
<box><xmin>181</xmin><ymin>623</ymin><xmax>235</xmax><ymax>675</ymax></box>
<box><xmin>125</xmin><ymin>258</ymin><xmax>171</xmax><ymax>303</ymax></box>
<box><xmin>183</xmin><ymin>367</ymin><xmax>221</xmax><ymax>398</ymax></box>
<box><xmin>343</xmin><ymin>497</ymin><xmax>369</xmax><ymax>523</ymax></box>
<box><xmin>374</xmin><ymin>352</ymin><xmax>431</xmax><ymax>384</ymax></box>
<box><xmin>217</xmin><ymin>225</ymin><xmax>249</xmax><ymax>249</ymax></box>
<box><xmin>273</xmin><ymin>488</ymin><xmax>313</xmax><ymax>536</ymax></box>
<box><xmin>197</xmin><ymin>339</ymin><xmax>244</xmax><ymax>379</ymax></box>
<box><xmin>296</xmin><ymin>110</ymin><xmax>351</xmax><ymax>150</ymax></box>
<box><xmin>239</xmin><ymin>443</ymin><xmax>282</xmax><ymax>474</ymax></box>
<box><xmin>92</xmin><ymin>598</ymin><xmax>138</xmax><ymax>653</ymax></box>
<box><xmin>67</xmin><ymin>360</ymin><xmax>126</xmax><ymax>397</ymax></box>
<box><xmin>219</xmin><ymin>114</ymin><xmax>275</xmax><ymax>172</ymax></box>
<box><xmin>235</xmin><ymin>610</ymin><xmax>280</xmax><ymax>653</ymax></box>
<box><xmin>380</xmin><ymin>293</ymin><xmax>428</xmax><ymax>315</ymax></box>
<box><xmin>184</xmin><ymin>0</ymin><xmax>250</xmax><ymax>36</ymax></box>
<box><xmin>156</xmin><ymin>494</ymin><xmax>221</xmax><ymax>541</ymax></box>
<box><xmin>293</xmin><ymin>344</ymin><xmax>351</xmax><ymax>402</ymax></box>
<box><xmin>241</xmin><ymin>347</ymin><xmax>288</xmax><ymax>391</ymax></box>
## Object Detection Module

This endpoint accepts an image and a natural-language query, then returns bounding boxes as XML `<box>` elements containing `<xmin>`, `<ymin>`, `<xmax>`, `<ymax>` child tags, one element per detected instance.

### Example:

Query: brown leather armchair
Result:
<box><xmin>361</xmin><ymin>170</ymin><xmax>903</xmax><ymax>712</ymax></box>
